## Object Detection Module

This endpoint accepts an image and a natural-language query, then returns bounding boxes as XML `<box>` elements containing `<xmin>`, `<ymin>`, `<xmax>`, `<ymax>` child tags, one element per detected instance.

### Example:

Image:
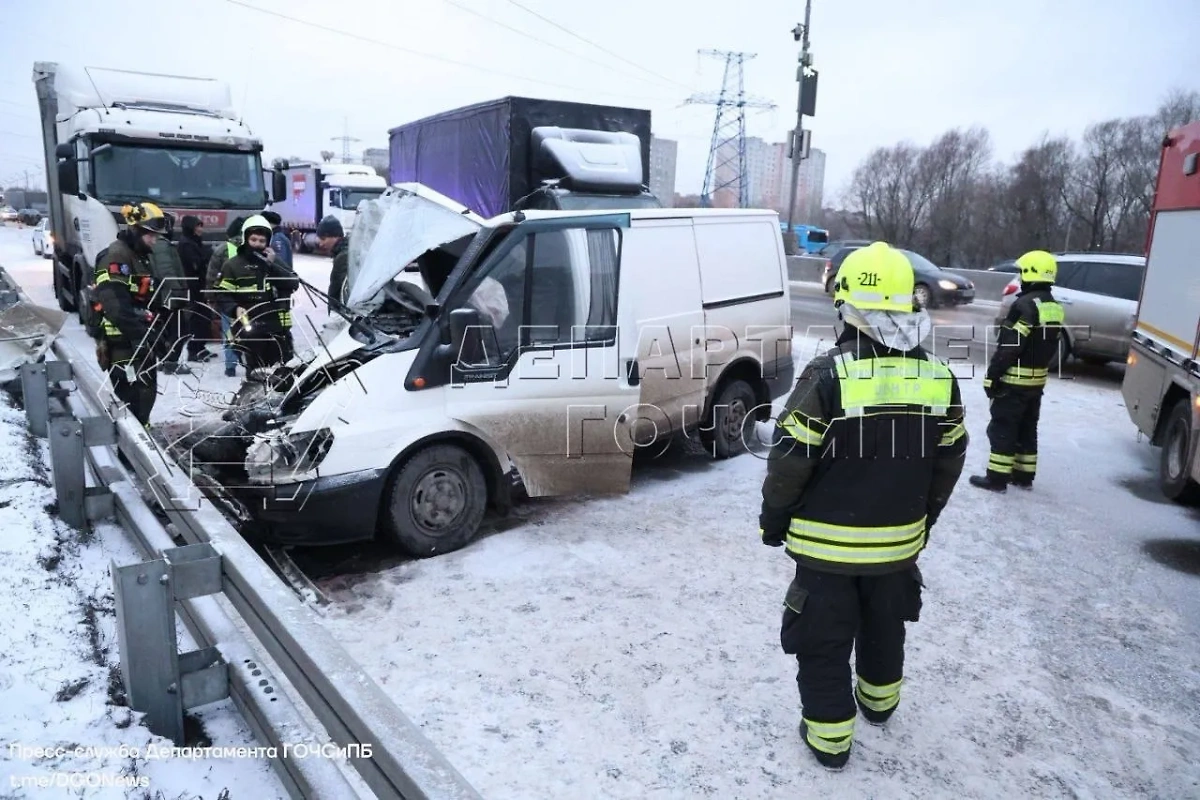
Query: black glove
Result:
<box><xmin>760</xmin><ymin>527</ymin><xmax>785</xmax><ymax>547</ymax></box>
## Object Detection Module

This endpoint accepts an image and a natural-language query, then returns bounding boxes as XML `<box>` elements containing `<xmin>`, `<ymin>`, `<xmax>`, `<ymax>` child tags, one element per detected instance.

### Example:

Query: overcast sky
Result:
<box><xmin>1</xmin><ymin>0</ymin><xmax>1197</xmax><ymax>208</ymax></box>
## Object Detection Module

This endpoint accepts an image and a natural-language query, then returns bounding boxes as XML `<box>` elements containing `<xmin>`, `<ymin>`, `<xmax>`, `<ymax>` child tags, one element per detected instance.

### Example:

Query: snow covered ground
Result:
<box><xmin>0</xmin><ymin>391</ymin><xmax>285</xmax><ymax>798</ymax></box>
<box><xmin>3</xmin><ymin>224</ymin><xmax>1200</xmax><ymax>798</ymax></box>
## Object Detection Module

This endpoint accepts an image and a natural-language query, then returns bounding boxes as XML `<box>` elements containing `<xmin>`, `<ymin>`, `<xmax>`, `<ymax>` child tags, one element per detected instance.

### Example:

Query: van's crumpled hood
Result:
<box><xmin>289</xmin><ymin>326</ymin><xmax>371</xmax><ymax>397</ymax></box>
<box><xmin>346</xmin><ymin>182</ymin><xmax>485</xmax><ymax>311</ymax></box>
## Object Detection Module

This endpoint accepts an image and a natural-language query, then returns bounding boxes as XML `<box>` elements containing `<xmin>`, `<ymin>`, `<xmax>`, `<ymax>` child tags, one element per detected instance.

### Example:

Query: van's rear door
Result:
<box><xmin>443</xmin><ymin>213</ymin><xmax>643</xmax><ymax>496</ymax></box>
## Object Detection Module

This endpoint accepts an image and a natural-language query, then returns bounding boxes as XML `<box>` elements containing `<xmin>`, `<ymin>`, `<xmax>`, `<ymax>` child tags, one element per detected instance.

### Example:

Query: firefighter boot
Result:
<box><xmin>969</xmin><ymin>473</ymin><xmax>1008</xmax><ymax>493</ymax></box>
<box><xmin>799</xmin><ymin>721</ymin><xmax>851</xmax><ymax>771</ymax></box>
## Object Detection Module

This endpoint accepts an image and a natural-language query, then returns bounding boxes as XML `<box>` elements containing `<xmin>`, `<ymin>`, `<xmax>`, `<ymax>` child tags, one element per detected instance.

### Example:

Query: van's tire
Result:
<box><xmin>381</xmin><ymin>444</ymin><xmax>488</xmax><ymax>557</ymax></box>
<box><xmin>704</xmin><ymin>378</ymin><xmax>757</xmax><ymax>459</ymax></box>
<box><xmin>1159</xmin><ymin>399</ymin><xmax>1200</xmax><ymax>505</ymax></box>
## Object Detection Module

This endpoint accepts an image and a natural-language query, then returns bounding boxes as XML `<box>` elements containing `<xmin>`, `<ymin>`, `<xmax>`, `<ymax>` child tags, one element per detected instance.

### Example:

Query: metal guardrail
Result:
<box><xmin>1</xmin><ymin>264</ymin><xmax>482</xmax><ymax>800</ymax></box>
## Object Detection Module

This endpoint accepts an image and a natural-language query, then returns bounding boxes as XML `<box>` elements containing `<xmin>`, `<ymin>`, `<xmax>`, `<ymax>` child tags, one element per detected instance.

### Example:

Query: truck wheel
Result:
<box><xmin>74</xmin><ymin>265</ymin><xmax>92</xmax><ymax>326</ymax></box>
<box><xmin>52</xmin><ymin>264</ymin><xmax>72</xmax><ymax>312</ymax></box>
<box><xmin>704</xmin><ymin>378</ymin><xmax>758</xmax><ymax>459</ymax></box>
<box><xmin>290</xmin><ymin>230</ymin><xmax>304</xmax><ymax>255</ymax></box>
<box><xmin>382</xmin><ymin>444</ymin><xmax>488</xmax><ymax>557</ymax></box>
<box><xmin>1159</xmin><ymin>399</ymin><xmax>1200</xmax><ymax>505</ymax></box>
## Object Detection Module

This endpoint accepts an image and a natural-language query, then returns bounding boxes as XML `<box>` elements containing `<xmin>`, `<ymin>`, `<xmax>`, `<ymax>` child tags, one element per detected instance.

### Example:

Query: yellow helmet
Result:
<box><xmin>832</xmin><ymin>242</ymin><xmax>915</xmax><ymax>312</ymax></box>
<box><xmin>1016</xmin><ymin>250</ymin><xmax>1057</xmax><ymax>284</ymax></box>
<box><xmin>121</xmin><ymin>201</ymin><xmax>167</xmax><ymax>234</ymax></box>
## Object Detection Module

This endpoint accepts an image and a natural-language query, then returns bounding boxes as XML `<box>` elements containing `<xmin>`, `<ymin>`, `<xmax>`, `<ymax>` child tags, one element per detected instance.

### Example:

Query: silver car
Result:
<box><xmin>994</xmin><ymin>252</ymin><xmax>1144</xmax><ymax>365</ymax></box>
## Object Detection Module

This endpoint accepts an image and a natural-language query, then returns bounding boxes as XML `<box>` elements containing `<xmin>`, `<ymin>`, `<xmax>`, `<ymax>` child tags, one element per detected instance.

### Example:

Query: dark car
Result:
<box><xmin>17</xmin><ymin>208</ymin><xmax>41</xmax><ymax>226</ymax></box>
<box><xmin>822</xmin><ymin>246</ymin><xmax>975</xmax><ymax>307</ymax></box>
<box><xmin>901</xmin><ymin>249</ymin><xmax>975</xmax><ymax>307</ymax></box>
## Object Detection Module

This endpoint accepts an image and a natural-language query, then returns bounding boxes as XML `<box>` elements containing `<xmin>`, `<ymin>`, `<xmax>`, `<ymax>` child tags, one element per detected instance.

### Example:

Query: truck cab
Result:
<box><xmin>32</xmin><ymin>62</ymin><xmax>285</xmax><ymax>322</ymax></box>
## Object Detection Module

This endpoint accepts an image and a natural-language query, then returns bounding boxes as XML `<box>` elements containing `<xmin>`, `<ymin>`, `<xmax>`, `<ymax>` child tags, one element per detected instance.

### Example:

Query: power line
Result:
<box><xmin>501</xmin><ymin>0</ymin><xmax>694</xmax><ymax>90</ymax></box>
<box><xmin>222</xmin><ymin>0</ymin><xmax>679</xmax><ymax>104</ymax></box>
<box><xmin>439</xmin><ymin>0</ymin><xmax>678</xmax><ymax>90</ymax></box>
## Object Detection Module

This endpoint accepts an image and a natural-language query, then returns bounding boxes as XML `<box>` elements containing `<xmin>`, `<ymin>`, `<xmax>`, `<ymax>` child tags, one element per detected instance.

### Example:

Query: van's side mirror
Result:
<box><xmin>271</xmin><ymin>170</ymin><xmax>287</xmax><ymax>203</ymax></box>
<box><xmin>448</xmin><ymin>306</ymin><xmax>480</xmax><ymax>353</ymax></box>
<box><xmin>57</xmin><ymin>159</ymin><xmax>79</xmax><ymax>196</ymax></box>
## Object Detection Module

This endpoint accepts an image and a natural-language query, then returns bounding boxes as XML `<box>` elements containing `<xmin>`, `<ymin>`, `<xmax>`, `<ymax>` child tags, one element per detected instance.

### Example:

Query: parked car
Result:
<box><xmin>994</xmin><ymin>252</ymin><xmax>1145</xmax><ymax>366</ymax></box>
<box><xmin>824</xmin><ymin>246</ymin><xmax>975</xmax><ymax>307</ymax></box>
<box><xmin>31</xmin><ymin>218</ymin><xmax>53</xmax><ymax>258</ymax></box>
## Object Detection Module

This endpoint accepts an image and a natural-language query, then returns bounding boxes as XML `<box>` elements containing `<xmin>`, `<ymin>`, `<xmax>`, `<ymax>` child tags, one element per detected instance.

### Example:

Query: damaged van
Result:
<box><xmin>213</xmin><ymin>184</ymin><xmax>794</xmax><ymax>556</ymax></box>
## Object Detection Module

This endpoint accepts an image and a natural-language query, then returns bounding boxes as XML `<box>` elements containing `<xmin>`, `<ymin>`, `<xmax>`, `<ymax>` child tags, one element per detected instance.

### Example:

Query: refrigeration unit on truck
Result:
<box><xmin>264</xmin><ymin>161</ymin><xmax>387</xmax><ymax>254</ymax></box>
<box><xmin>32</xmin><ymin>61</ymin><xmax>287</xmax><ymax>324</ymax></box>
<box><xmin>388</xmin><ymin>96</ymin><xmax>661</xmax><ymax>217</ymax></box>
<box><xmin>1121</xmin><ymin>119</ymin><xmax>1200</xmax><ymax>504</ymax></box>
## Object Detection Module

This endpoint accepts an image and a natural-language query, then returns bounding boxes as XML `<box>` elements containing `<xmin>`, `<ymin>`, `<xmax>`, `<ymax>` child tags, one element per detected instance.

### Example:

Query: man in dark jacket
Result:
<box><xmin>262</xmin><ymin>210</ymin><xmax>293</xmax><ymax>269</ymax></box>
<box><xmin>317</xmin><ymin>215</ymin><xmax>348</xmax><ymax>314</ymax></box>
<box><xmin>760</xmin><ymin>242</ymin><xmax>967</xmax><ymax>770</ymax></box>
<box><xmin>215</xmin><ymin>215</ymin><xmax>300</xmax><ymax>373</ymax></box>
<box><xmin>970</xmin><ymin>250</ymin><xmax>1065</xmax><ymax>492</ymax></box>
<box><xmin>93</xmin><ymin>202</ymin><xmax>176</xmax><ymax>426</ymax></box>
<box><xmin>160</xmin><ymin>215</ymin><xmax>215</xmax><ymax>366</ymax></box>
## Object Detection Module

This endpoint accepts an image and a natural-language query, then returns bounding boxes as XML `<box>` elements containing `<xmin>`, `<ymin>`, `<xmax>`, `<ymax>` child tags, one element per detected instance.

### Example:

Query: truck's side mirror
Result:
<box><xmin>57</xmin><ymin>160</ymin><xmax>79</xmax><ymax>196</ymax></box>
<box><xmin>271</xmin><ymin>170</ymin><xmax>286</xmax><ymax>203</ymax></box>
<box><xmin>55</xmin><ymin>143</ymin><xmax>73</xmax><ymax>160</ymax></box>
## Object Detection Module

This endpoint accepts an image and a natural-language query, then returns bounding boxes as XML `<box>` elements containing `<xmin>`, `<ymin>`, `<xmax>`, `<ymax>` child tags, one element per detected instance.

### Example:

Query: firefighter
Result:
<box><xmin>93</xmin><ymin>202</ymin><xmax>174</xmax><ymax>426</ymax></box>
<box><xmin>759</xmin><ymin>242</ymin><xmax>968</xmax><ymax>770</ymax></box>
<box><xmin>970</xmin><ymin>249</ymin><xmax>1065</xmax><ymax>492</ymax></box>
<box><xmin>215</xmin><ymin>215</ymin><xmax>300</xmax><ymax>374</ymax></box>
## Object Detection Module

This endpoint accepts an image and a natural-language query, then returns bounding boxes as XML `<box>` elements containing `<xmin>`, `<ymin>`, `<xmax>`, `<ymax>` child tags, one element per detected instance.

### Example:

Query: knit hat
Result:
<box><xmin>262</xmin><ymin>210</ymin><xmax>282</xmax><ymax>226</ymax></box>
<box><xmin>316</xmin><ymin>215</ymin><xmax>344</xmax><ymax>239</ymax></box>
<box><xmin>226</xmin><ymin>216</ymin><xmax>246</xmax><ymax>239</ymax></box>
<box><xmin>181</xmin><ymin>215</ymin><xmax>203</xmax><ymax>236</ymax></box>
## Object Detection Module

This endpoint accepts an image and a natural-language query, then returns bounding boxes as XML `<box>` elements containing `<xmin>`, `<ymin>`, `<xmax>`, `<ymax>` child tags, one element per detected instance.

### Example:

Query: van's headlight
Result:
<box><xmin>246</xmin><ymin>427</ymin><xmax>334</xmax><ymax>481</ymax></box>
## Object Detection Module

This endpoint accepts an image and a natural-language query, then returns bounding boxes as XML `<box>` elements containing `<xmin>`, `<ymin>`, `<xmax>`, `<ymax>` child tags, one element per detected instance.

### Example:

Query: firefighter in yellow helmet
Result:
<box><xmin>759</xmin><ymin>241</ymin><xmax>968</xmax><ymax>770</ymax></box>
<box><xmin>970</xmin><ymin>249</ymin><xmax>1065</xmax><ymax>492</ymax></box>
<box><xmin>214</xmin><ymin>214</ymin><xmax>300</xmax><ymax>375</ymax></box>
<box><xmin>91</xmin><ymin>202</ymin><xmax>174</xmax><ymax>426</ymax></box>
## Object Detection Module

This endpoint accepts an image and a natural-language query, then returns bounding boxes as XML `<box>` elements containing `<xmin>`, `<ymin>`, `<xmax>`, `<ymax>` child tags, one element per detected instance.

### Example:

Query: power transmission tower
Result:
<box><xmin>330</xmin><ymin>117</ymin><xmax>360</xmax><ymax>164</ymax></box>
<box><xmin>685</xmin><ymin>50</ymin><xmax>776</xmax><ymax>208</ymax></box>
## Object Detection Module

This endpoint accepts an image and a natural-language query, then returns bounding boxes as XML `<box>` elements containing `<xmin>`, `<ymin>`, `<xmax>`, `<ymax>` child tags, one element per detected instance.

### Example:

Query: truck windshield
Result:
<box><xmin>337</xmin><ymin>188</ymin><xmax>385</xmax><ymax>209</ymax></box>
<box><xmin>92</xmin><ymin>144</ymin><xmax>265</xmax><ymax>209</ymax></box>
<box><xmin>552</xmin><ymin>194</ymin><xmax>662</xmax><ymax>211</ymax></box>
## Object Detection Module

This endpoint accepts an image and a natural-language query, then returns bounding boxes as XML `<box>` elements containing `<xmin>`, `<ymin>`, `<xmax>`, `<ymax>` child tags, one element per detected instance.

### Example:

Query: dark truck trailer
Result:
<box><xmin>387</xmin><ymin>96</ymin><xmax>659</xmax><ymax>217</ymax></box>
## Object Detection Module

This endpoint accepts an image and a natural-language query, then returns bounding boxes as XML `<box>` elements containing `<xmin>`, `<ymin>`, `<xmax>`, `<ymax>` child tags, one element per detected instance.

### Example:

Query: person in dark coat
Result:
<box><xmin>171</xmin><ymin>215</ymin><xmax>216</xmax><ymax>364</ymax></box>
<box><xmin>262</xmin><ymin>210</ymin><xmax>293</xmax><ymax>268</ymax></box>
<box><xmin>318</xmin><ymin>215</ymin><xmax>348</xmax><ymax>315</ymax></box>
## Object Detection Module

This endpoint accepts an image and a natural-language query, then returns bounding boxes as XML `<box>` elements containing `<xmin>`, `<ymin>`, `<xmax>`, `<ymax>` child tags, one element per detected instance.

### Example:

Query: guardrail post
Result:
<box><xmin>112</xmin><ymin>543</ymin><xmax>230</xmax><ymax>746</ymax></box>
<box><xmin>19</xmin><ymin>362</ymin><xmax>49</xmax><ymax>437</ymax></box>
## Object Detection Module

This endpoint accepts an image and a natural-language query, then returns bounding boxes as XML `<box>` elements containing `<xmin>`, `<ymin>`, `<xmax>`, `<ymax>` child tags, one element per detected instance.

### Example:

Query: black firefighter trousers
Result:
<box><xmin>781</xmin><ymin>563</ymin><xmax>924</xmax><ymax>757</ymax></box>
<box><xmin>985</xmin><ymin>386</ymin><xmax>1043</xmax><ymax>485</ymax></box>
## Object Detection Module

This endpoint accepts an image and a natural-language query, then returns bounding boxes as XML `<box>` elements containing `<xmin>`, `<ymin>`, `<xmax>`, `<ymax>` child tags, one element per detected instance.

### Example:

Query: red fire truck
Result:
<box><xmin>1121</xmin><ymin>120</ymin><xmax>1200</xmax><ymax>503</ymax></box>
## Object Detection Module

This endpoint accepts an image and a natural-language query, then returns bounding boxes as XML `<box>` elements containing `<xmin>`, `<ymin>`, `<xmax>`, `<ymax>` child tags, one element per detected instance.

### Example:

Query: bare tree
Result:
<box><xmin>917</xmin><ymin>127</ymin><xmax>992</xmax><ymax>267</ymax></box>
<box><xmin>847</xmin><ymin>143</ymin><xmax>931</xmax><ymax>246</ymax></box>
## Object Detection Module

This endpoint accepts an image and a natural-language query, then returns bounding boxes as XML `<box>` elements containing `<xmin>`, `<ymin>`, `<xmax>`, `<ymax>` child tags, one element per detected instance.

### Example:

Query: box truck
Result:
<box><xmin>32</xmin><ymin>61</ymin><xmax>286</xmax><ymax>324</ymax></box>
<box><xmin>1121</xmin><ymin>119</ymin><xmax>1200</xmax><ymax>504</ymax></box>
<box><xmin>387</xmin><ymin>96</ymin><xmax>660</xmax><ymax>218</ymax></box>
<box><xmin>265</xmin><ymin>161</ymin><xmax>387</xmax><ymax>254</ymax></box>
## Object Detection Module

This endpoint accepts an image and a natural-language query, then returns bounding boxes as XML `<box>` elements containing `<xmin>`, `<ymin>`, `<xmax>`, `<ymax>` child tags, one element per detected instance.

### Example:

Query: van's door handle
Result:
<box><xmin>625</xmin><ymin>359</ymin><xmax>640</xmax><ymax>386</ymax></box>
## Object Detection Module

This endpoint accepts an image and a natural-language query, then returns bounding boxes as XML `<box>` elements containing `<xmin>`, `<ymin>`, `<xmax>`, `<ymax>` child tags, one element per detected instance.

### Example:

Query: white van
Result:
<box><xmin>233</xmin><ymin>185</ymin><xmax>794</xmax><ymax>556</ymax></box>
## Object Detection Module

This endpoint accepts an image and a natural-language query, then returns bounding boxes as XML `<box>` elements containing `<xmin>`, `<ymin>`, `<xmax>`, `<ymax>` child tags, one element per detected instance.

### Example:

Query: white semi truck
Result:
<box><xmin>1121</xmin><ymin>119</ymin><xmax>1200</xmax><ymax>504</ymax></box>
<box><xmin>32</xmin><ymin>61</ymin><xmax>286</xmax><ymax>324</ymax></box>
<box><xmin>265</xmin><ymin>161</ymin><xmax>386</xmax><ymax>254</ymax></box>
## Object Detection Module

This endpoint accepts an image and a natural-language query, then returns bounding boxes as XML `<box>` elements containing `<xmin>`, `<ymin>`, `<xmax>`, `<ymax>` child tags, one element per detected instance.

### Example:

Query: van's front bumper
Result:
<box><xmin>244</xmin><ymin>468</ymin><xmax>388</xmax><ymax>546</ymax></box>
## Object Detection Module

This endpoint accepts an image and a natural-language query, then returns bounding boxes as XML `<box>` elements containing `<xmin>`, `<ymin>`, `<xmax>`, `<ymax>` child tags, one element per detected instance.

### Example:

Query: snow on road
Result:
<box><xmin>310</xmin><ymin>356</ymin><xmax>1200</xmax><ymax>797</ymax></box>
<box><xmin>0</xmin><ymin>391</ymin><xmax>285</xmax><ymax>799</ymax></box>
<box><xmin>3</xmin><ymin>224</ymin><xmax>1199</xmax><ymax>798</ymax></box>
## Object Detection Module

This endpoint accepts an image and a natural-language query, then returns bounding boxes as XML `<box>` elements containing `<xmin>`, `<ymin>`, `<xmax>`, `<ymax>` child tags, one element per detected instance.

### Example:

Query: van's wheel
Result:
<box><xmin>703</xmin><ymin>378</ymin><xmax>757</xmax><ymax>459</ymax></box>
<box><xmin>1159</xmin><ymin>399</ymin><xmax>1200</xmax><ymax>505</ymax></box>
<box><xmin>382</xmin><ymin>444</ymin><xmax>488</xmax><ymax>556</ymax></box>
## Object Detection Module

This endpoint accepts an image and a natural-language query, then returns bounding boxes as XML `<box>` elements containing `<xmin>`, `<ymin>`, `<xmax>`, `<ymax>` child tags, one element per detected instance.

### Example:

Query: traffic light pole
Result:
<box><xmin>784</xmin><ymin>0</ymin><xmax>813</xmax><ymax>250</ymax></box>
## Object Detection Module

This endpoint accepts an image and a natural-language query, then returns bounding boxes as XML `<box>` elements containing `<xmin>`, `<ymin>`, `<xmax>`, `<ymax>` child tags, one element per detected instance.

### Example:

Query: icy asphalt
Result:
<box><xmin>1</xmin><ymin>223</ymin><xmax>1198</xmax><ymax>799</ymax></box>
